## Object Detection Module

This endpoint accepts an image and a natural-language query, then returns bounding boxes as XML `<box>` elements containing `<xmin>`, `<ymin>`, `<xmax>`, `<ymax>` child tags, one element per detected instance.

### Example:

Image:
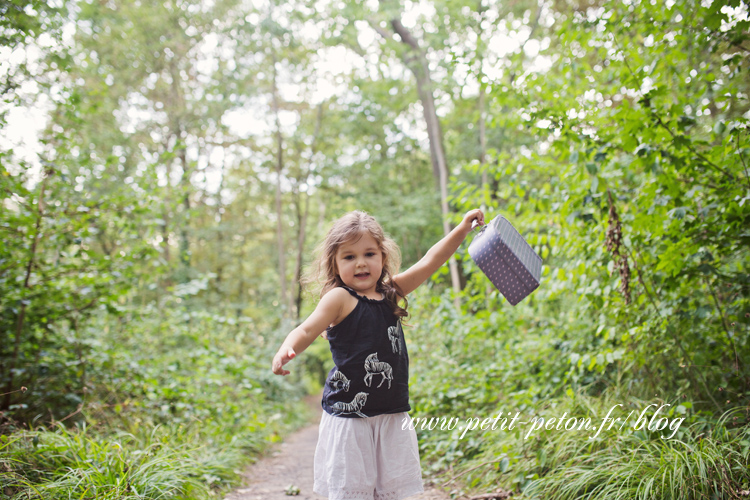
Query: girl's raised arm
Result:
<box><xmin>393</xmin><ymin>209</ymin><xmax>484</xmax><ymax>297</ymax></box>
<box><xmin>271</xmin><ymin>287</ymin><xmax>350</xmax><ymax>375</ymax></box>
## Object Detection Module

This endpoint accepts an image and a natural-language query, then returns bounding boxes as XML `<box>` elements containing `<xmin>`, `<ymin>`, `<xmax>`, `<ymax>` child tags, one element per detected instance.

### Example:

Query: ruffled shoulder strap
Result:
<box><xmin>340</xmin><ymin>286</ymin><xmax>385</xmax><ymax>303</ymax></box>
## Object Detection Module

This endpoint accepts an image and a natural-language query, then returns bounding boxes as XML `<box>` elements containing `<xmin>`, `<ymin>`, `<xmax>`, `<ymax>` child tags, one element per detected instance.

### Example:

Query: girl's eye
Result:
<box><xmin>343</xmin><ymin>255</ymin><xmax>354</xmax><ymax>260</ymax></box>
<box><xmin>366</xmin><ymin>252</ymin><xmax>376</xmax><ymax>257</ymax></box>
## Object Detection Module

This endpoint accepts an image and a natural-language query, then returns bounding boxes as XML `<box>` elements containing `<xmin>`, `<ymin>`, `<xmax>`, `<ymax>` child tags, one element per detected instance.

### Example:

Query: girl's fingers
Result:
<box><xmin>273</xmin><ymin>365</ymin><xmax>290</xmax><ymax>375</ymax></box>
<box><xmin>271</xmin><ymin>347</ymin><xmax>297</xmax><ymax>375</ymax></box>
<box><xmin>468</xmin><ymin>209</ymin><xmax>484</xmax><ymax>226</ymax></box>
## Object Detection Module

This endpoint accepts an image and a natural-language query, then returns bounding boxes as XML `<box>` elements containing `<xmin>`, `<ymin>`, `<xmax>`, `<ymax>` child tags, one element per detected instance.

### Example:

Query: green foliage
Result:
<box><xmin>408</xmin><ymin>291</ymin><xmax>750</xmax><ymax>498</ymax></box>
<box><xmin>0</xmin><ymin>0</ymin><xmax>69</xmax><ymax>104</ymax></box>
<box><xmin>437</xmin><ymin>0</ymin><xmax>750</xmax><ymax>410</ymax></box>
<box><xmin>4</xmin><ymin>0</ymin><xmax>750</xmax><ymax>497</ymax></box>
<box><xmin>2</xmin><ymin>425</ymin><xmax>240</xmax><ymax>499</ymax></box>
<box><xmin>0</xmin><ymin>415</ymin><xmax>305</xmax><ymax>500</ymax></box>
<box><xmin>521</xmin><ymin>410</ymin><xmax>750</xmax><ymax>499</ymax></box>
<box><xmin>407</xmin><ymin>0</ymin><xmax>750</xmax><ymax>496</ymax></box>
<box><xmin>0</xmin><ymin>1</ymin><xmax>66</xmax><ymax>46</ymax></box>
<box><xmin>0</xmin><ymin>297</ymin><xmax>309</xmax><ymax>499</ymax></box>
<box><xmin>0</xmin><ymin>161</ymin><xmax>163</xmax><ymax>416</ymax></box>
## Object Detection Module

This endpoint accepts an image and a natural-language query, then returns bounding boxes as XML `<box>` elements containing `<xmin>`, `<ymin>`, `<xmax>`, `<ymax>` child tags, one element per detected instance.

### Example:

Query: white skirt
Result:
<box><xmin>313</xmin><ymin>411</ymin><xmax>424</xmax><ymax>500</ymax></box>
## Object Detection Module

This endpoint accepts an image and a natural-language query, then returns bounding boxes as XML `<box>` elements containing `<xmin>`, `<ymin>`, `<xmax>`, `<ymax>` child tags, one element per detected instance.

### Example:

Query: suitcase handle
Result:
<box><xmin>471</xmin><ymin>218</ymin><xmax>488</xmax><ymax>233</ymax></box>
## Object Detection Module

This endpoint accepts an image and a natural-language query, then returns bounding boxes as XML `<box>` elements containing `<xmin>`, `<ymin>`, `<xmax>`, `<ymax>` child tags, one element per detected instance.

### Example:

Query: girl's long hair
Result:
<box><xmin>303</xmin><ymin>210</ymin><xmax>408</xmax><ymax>318</ymax></box>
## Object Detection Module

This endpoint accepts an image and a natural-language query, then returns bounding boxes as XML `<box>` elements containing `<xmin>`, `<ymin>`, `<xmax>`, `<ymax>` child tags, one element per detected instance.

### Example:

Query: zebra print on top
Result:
<box><xmin>321</xmin><ymin>286</ymin><xmax>410</xmax><ymax>418</ymax></box>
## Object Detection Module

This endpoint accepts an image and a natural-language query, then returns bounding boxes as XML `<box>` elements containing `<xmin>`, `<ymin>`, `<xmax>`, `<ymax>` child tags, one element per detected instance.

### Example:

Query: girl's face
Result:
<box><xmin>334</xmin><ymin>232</ymin><xmax>384</xmax><ymax>298</ymax></box>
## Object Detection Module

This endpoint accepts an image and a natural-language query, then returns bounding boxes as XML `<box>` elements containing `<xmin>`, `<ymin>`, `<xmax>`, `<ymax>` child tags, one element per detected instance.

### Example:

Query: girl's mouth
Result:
<box><xmin>355</xmin><ymin>272</ymin><xmax>370</xmax><ymax>279</ymax></box>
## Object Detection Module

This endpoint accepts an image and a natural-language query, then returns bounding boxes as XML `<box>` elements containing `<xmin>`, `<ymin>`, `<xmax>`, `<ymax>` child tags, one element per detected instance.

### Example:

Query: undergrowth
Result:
<box><xmin>1</xmin><ymin>300</ymin><xmax>310</xmax><ymax>499</ymax></box>
<box><xmin>407</xmin><ymin>288</ymin><xmax>750</xmax><ymax>499</ymax></box>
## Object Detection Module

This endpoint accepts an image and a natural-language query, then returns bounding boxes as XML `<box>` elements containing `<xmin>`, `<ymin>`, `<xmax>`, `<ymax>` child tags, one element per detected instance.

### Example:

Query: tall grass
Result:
<box><xmin>1</xmin><ymin>301</ymin><xmax>312</xmax><ymax>499</ymax></box>
<box><xmin>1</xmin><ymin>390</ymin><xmax>310</xmax><ymax>500</ymax></box>
<box><xmin>419</xmin><ymin>393</ymin><xmax>750</xmax><ymax>499</ymax></box>
<box><xmin>406</xmin><ymin>290</ymin><xmax>750</xmax><ymax>499</ymax></box>
<box><xmin>518</xmin><ymin>405</ymin><xmax>749</xmax><ymax>499</ymax></box>
<box><xmin>526</xmin><ymin>429</ymin><xmax>749</xmax><ymax>499</ymax></box>
<box><xmin>2</xmin><ymin>424</ymin><xmax>241</xmax><ymax>499</ymax></box>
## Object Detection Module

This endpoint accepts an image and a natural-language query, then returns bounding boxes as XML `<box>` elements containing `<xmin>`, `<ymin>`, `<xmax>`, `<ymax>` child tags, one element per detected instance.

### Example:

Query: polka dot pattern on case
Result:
<box><xmin>468</xmin><ymin>216</ymin><xmax>542</xmax><ymax>306</ymax></box>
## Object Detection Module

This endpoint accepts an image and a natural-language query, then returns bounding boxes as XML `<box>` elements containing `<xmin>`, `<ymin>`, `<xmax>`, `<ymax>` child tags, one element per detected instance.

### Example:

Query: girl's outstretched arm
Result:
<box><xmin>393</xmin><ymin>209</ymin><xmax>484</xmax><ymax>296</ymax></box>
<box><xmin>271</xmin><ymin>287</ymin><xmax>350</xmax><ymax>375</ymax></box>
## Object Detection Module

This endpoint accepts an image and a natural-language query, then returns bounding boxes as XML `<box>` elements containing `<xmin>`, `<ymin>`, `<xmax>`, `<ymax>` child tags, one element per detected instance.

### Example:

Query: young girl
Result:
<box><xmin>272</xmin><ymin>208</ymin><xmax>484</xmax><ymax>500</ymax></box>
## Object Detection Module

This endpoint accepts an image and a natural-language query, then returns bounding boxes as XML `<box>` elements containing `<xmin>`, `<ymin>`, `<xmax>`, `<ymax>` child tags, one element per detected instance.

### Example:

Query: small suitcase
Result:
<box><xmin>468</xmin><ymin>215</ymin><xmax>542</xmax><ymax>305</ymax></box>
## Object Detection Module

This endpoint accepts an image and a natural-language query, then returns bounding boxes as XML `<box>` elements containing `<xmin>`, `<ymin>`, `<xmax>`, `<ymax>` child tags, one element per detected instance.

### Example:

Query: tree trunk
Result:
<box><xmin>236</xmin><ymin>226</ymin><xmax>247</xmax><ymax>320</ymax></box>
<box><xmin>478</xmin><ymin>84</ymin><xmax>492</xmax><ymax>308</ymax></box>
<box><xmin>214</xmin><ymin>153</ymin><xmax>227</xmax><ymax>308</ymax></box>
<box><xmin>161</xmin><ymin>206</ymin><xmax>171</xmax><ymax>266</ymax></box>
<box><xmin>293</xmin><ymin>104</ymin><xmax>324</xmax><ymax>319</ymax></box>
<box><xmin>178</xmin><ymin>142</ymin><xmax>191</xmax><ymax>271</ymax></box>
<box><xmin>271</xmin><ymin>51</ymin><xmax>290</xmax><ymax>319</ymax></box>
<box><xmin>294</xmin><ymin>193</ymin><xmax>309</xmax><ymax>320</ymax></box>
<box><xmin>3</xmin><ymin>168</ymin><xmax>52</xmax><ymax>410</ymax></box>
<box><xmin>167</xmin><ymin>55</ymin><xmax>189</xmax><ymax>279</ymax></box>
<box><xmin>387</xmin><ymin>19</ymin><xmax>461</xmax><ymax>303</ymax></box>
<box><xmin>479</xmin><ymin>86</ymin><xmax>488</xmax><ymax>187</ymax></box>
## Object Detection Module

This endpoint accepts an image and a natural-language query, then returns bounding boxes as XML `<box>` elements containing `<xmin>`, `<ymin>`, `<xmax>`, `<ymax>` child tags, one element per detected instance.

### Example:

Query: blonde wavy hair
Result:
<box><xmin>303</xmin><ymin>210</ymin><xmax>408</xmax><ymax>318</ymax></box>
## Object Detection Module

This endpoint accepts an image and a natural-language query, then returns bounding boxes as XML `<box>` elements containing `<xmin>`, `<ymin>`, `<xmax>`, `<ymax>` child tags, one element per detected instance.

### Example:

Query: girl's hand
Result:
<box><xmin>272</xmin><ymin>346</ymin><xmax>296</xmax><ymax>376</ymax></box>
<box><xmin>269</xmin><ymin>288</ymin><xmax>347</xmax><ymax>376</ymax></box>
<box><xmin>460</xmin><ymin>209</ymin><xmax>485</xmax><ymax>234</ymax></box>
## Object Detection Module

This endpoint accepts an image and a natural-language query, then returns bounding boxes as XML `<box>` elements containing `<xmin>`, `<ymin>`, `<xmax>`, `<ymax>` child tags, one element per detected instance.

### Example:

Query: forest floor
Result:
<box><xmin>224</xmin><ymin>396</ymin><xmax>454</xmax><ymax>500</ymax></box>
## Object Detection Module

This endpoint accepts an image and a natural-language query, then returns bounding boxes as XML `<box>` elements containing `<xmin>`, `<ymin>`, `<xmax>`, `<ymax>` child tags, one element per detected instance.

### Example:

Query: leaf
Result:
<box><xmin>704</xmin><ymin>11</ymin><xmax>725</xmax><ymax>30</ymax></box>
<box><xmin>667</xmin><ymin>207</ymin><xmax>687</xmax><ymax>220</ymax></box>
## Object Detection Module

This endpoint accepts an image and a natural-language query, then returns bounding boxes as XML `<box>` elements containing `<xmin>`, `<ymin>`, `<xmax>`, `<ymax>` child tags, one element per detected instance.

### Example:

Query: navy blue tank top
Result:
<box><xmin>321</xmin><ymin>286</ymin><xmax>410</xmax><ymax>418</ymax></box>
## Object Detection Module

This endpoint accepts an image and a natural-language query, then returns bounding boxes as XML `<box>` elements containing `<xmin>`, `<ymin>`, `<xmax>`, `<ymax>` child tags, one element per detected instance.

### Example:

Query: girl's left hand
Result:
<box><xmin>272</xmin><ymin>347</ymin><xmax>296</xmax><ymax>376</ymax></box>
<box><xmin>460</xmin><ymin>209</ymin><xmax>485</xmax><ymax>232</ymax></box>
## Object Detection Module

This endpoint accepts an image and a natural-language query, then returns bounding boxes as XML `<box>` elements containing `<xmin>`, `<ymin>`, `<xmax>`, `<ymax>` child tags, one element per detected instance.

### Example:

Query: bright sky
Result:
<box><xmin>0</xmin><ymin>47</ymin><xmax>52</xmax><ymax>181</ymax></box>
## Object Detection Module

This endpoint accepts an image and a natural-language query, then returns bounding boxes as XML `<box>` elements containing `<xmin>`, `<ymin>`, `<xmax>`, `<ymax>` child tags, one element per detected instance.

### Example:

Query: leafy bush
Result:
<box><xmin>0</xmin><ymin>298</ymin><xmax>310</xmax><ymax>499</ymax></box>
<box><xmin>408</xmin><ymin>291</ymin><xmax>750</xmax><ymax>498</ymax></box>
<box><xmin>407</xmin><ymin>1</ymin><xmax>750</xmax><ymax>492</ymax></box>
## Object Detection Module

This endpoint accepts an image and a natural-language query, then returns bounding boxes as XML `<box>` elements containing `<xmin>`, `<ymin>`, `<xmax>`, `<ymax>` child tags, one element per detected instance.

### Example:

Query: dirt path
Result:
<box><xmin>225</xmin><ymin>399</ymin><xmax>453</xmax><ymax>500</ymax></box>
